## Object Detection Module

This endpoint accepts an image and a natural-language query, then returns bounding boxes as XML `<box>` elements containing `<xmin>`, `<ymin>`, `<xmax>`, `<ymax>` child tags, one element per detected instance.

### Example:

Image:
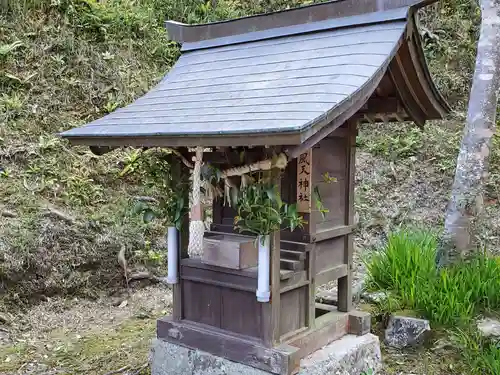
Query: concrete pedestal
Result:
<box><xmin>150</xmin><ymin>333</ymin><xmax>382</xmax><ymax>375</ymax></box>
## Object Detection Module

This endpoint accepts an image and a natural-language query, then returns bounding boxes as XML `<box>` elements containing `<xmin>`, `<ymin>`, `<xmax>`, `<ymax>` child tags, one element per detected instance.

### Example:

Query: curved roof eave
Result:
<box><xmin>407</xmin><ymin>13</ymin><xmax>451</xmax><ymax>118</ymax></box>
<box><xmin>60</xmin><ymin>18</ymin><xmax>409</xmax><ymax>147</ymax></box>
<box><xmin>59</xmin><ymin>2</ymin><xmax>449</xmax><ymax>149</ymax></box>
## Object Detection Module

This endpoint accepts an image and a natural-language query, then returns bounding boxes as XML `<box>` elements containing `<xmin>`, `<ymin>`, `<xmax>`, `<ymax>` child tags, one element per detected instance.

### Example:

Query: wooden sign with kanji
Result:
<box><xmin>297</xmin><ymin>149</ymin><xmax>312</xmax><ymax>213</ymax></box>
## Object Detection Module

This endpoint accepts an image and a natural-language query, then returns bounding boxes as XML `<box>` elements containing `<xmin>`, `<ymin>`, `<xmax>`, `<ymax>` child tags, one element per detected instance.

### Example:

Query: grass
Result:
<box><xmin>0</xmin><ymin>0</ymin><xmax>247</xmax><ymax>303</ymax></box>
<box><xmin>452</xmin><ymin>328</ymin><xmax>500</xmax><ymax>375</ymax></box>
<box><xmin>0</xmin><ymin>316</ymin><xmax>155</xmax><ymax>374</ymax></box>
<box><xmin>366</xmin><ymin>228</ymin><xmax>500</xmax><ymax>374</ymax></box>
<box><xmin>355</xmin><ymin>119</ymin><xmax>500</xmax><ymax>252</ymax></box>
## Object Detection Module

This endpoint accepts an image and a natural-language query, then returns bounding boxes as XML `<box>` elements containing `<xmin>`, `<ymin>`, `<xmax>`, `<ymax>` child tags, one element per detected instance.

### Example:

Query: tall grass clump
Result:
<box><xmin>367</xmin><ymin>228</ymin><xmax>500</xmax><ymax>325</ymax></box>
<box><xmin>366</xmin><ymin>228</ymin><xmax>500</xmax><ymax>374</ymax></box>
<box><xmin>365</xmin><ymin>228</ymin><xmax>437</xmax><ymax>307</ymax></box>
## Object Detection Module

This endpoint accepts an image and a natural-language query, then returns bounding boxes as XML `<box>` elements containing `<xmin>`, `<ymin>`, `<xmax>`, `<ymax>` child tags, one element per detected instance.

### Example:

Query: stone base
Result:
<box><xmin>150</xmin><ymin>334</ymin><xmax>382</xmax><ymax>375</ymax></box>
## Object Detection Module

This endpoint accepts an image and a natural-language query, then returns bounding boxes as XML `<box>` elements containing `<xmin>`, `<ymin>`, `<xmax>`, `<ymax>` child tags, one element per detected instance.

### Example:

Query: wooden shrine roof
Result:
<box><xmin>60</xmin><ymin>0</ymin><xmax>449</xmax><ymax>148</ymax></box>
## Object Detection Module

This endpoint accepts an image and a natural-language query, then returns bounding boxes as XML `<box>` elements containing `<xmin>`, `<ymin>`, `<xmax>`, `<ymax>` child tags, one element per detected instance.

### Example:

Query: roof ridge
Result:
<box><xmin>180</xmin><ymin>9</ymin><xmax>409</xmax><ymax>52</ymax></box>
<box><xmin>165</xmin><ymin>0</ymin><xmax>438</xmax><ymax>46</ymax></box>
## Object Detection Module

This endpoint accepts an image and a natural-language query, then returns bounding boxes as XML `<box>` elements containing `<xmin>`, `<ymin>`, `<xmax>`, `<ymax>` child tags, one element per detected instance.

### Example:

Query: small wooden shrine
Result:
<box><xmin>61</xmin><ymin>1</ymin><xmax>449</xmax><ymax>374</ymax></box>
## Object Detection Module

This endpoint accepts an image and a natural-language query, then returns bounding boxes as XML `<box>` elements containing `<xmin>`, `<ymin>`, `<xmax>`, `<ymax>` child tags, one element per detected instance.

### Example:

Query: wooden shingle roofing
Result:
<box><xmin>60</xmin><ymin>0</ymin><xmax>449</xmax><ymax>148</ymax></box>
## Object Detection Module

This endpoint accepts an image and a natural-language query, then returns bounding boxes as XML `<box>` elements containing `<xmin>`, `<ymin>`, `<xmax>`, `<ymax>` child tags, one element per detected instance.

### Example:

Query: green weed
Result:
<box><xmin>356</xmin><ymin>126</ymin><xmax>424</xmax><ymax>160</ymax></box>
<box><xmin>366</xmin><ymin>228</ymin><xmax>500</xmax><ymax>375</ymax></box>
<box><xmin>452</xmin><ymin>327</ymin><xmax>500</xmax><ymax>375</ymax></box>
<box><xmin>367</xmin><ymin>229</ymin><xmax>500</xmax><ymax>325</ymax></box>
<box><xmin>365</xmin><ymin>228</ymin><xmax>437</xmax><ymax>301</ymax></box>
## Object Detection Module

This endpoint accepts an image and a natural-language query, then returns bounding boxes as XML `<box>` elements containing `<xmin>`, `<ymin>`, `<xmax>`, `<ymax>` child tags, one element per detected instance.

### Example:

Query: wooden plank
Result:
<box><xmin>157</xmin><ymin>317</ymin><xmax>298</xmax><ymax>375</ymax></box>
<box><xmin>310</xmin><ymin>137</ymin><xmax>347</xmax><ymax>233</ymax></box>
<box><xmin>316</xmin><ymin>264</ymin><xmax>348</xmax><ymax>286</ymax></box>
<box><xmin>280</xmin><ymin>249</ymin><xmax>306</xmax><ymax>261</ymax></box>
<box><xmin>279</xmin><ymin>287</ymin><xmax>307</xmax><ymax>337</ymax></box>
<box><xmin>279</xmin><ymin>327</ymin><xmax>309</xmax><ymax>343</ymax></box>
<box><xmin>181</xmin><ymin>257</ymin><xmax>257</xmax><ymax>279</ymax></box>
<box><xmin>307</xmin><ymin>245</ymin><xmax>316</xmax><ymax>330</ymax></box>
<box><xmin>182</xmin><ymin>280</ymin><xmax>221</xmax><ymax>327</ymax></box>
<box><xmin>387</xmin><ymin>59</ymin><xmax>426</xmax><ymax>127</ymax></box>
<box><xmin>280</xmin><ymin>280</ymin><xmax>309</xmax><ymax>294</ymax></box>
<box><xmin>221</xmin><ymin>288</ymin><xmax>263</xmax><ymax>339</ymax></box>
<box><xmin>338</xmin><ymin>120</ymin><xmax>356</xmax><ymax>313</ymax></box>
<box><xmin>280</xmin><ymin>271</ymin><xmax>307</xmax><ymax>293</ymax></box>
<box><xmin>182</xmin><ymin>276</ymin><xmax>255</xmax><ymax>293</ymax></box>
<box><xmin>280</xmin><ymin>259</ymin><xmax>304</xmax><ymax>271</ymax></box>
<box><xmin>315</xmin><ymin>302</ymin><xmax>338</xmax><ymax>312</ymax></box>
<box><xmin>280</xmin><ymin>241</ymin><xmax>312</xmax><ymax>252</ymax></box>
<box><xmin>270</xmin><ymin>225</ymin><xmax>282</xmax><ymax>345</ymax></box>
<box><xmin>280</xmin><ymin>269</ymin><xmax>295</xmax><ymax>281</ymax></box>
<box><xmin>181</xmin><ymin>266</ymin><xmax>257</xmax><ymax>292</ymax></box>
<box><xmin>172</xmin><ymin>283</ymin><xmax>183</xmax><ymax>321</ymax></box>
<box><xmin>314</xmin><ymin>237</ymin><xmax>345</xmax><ymax>277</ymax></box>
<box><xmin>316</xmin><ymin>291</ymin><xmax>338</xmax><ymax>306</ymax></box>
<box><xmin>173</xmin><ymin>163</ymin><xmax>190</xmax><ymax>320</ymax></box>
<box><xmin>312</xmin><ymin>224</ymin><xmax>355</xmax><ymax>242</ymax></box>
<box><xmin>270</xmin><ymin>169</ymin><xmax>283</xmax><ymax>345</ymax></box>
<box><xmin>287</xmin><ymin>310</ymin><xmax>348</xmax><ymax>364</ymax></box>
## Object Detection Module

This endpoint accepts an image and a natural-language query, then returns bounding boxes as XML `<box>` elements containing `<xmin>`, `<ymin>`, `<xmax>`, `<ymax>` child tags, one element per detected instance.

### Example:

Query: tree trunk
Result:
<box><xmin>438</xmin><ymin>0</ymin><xmax>500</xmax><ymax>267</ymax></box>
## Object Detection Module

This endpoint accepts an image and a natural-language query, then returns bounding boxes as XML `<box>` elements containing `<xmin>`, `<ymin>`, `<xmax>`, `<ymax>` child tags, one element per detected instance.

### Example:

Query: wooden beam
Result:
<box><xmin>172</xmin><ymin>159</ymin><xmax>190</xmax><ymax>321</ymax></box>
<box><xmin>315</xmin><ymin>292</ymin><xmax>338</xmax><ymax>306</ymax></box>
<box><xmin>388</xmin><ymin>58</ymin><xmax>426</xmax><ymax>127</ymax></box>
<box><xmin>358</xmin><ymin>97</ymin><xmax>399</xmax><ymax>114</ymax></box>
<box><xmin>338</xmin><ymin>121</ymin><xmax>357</xmax><ymax>313</ymax></box>
<box><xmin>315</xmin><ymin>264</ymin><xmax>348</xmax><ymax>286</ymax></box>
<box><xmin>287</xmin><ymin>310</ymin><xmax>348</xmax><ymax>366</ymax></box>
<box><xmin>270</xmin><ymin>169</ymin><xmax>282</xmax><ymax>345</ymax></box>
<box><xmin>307</xmin><ymin>247</ymin><xmax>316</xmax><ymax>330</ymax></box>
<box><xmin>263</xmin><ymin>168</ymin><xmax>283</xmax><ymax>347</ymax></box>
<box><xmin>157</xmin><ymin>317</ymin><xmax>298</xmax><ymax>375</ymax></box>
<box><xmin>315</xmin><ymin>302</ymin><xmax>337</xmax><ymax>311</ymax></box>
<box><xmin>312</xmin><ymin>225</ymin><xmax>355</xmax><ymax>242</ymax></box>
<box><xmin>379</xmin><ymin>113</ymin><xmax>389</xmax><ymax>124</ymax></box>
<box><xmin>280</xmin><ymin>271</ymin><xmax>308</xmax><ymax>293</ymax></box>
<box><xmin>363</xmin><ymin>114</ymin><xmax>375</xmax><ymax>124</ymax></box>
<box><xmin>348</xmin><ymin>310</ymin><xmax>371</xmax><ymax>336</ymax></box>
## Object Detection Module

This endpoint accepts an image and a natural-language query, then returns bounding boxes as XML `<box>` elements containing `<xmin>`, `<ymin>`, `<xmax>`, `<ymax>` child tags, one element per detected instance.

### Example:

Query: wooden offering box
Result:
<box><xmin>202</xmin><ymin>234</ymin><xmax>258</xmax><ymax>270</ymax></box>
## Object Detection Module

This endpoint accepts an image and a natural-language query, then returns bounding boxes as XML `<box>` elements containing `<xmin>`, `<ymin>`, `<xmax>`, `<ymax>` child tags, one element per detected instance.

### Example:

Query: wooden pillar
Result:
<box><xmin>263</xmin><ymin>167</ymin><xmax>282</xmax><ymax>346</ymax></box>
<box><xmin>172</xmin><ymin>159</ymin><xmax>191</xmax><ymax>321</ymax></box>
<box><xmin>338</xmin><ymin>121</ymin><xmax>357</xmax><ymax>312</ymax></box>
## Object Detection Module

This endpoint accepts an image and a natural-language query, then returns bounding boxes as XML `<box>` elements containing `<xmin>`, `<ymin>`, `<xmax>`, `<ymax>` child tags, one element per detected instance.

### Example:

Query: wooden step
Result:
<box><xmin>280</xmin><ymin>269</ymin><xmax>294</xmax><ymax>280</ymax></box>
<box><xmin>280</xmin><ymin>249</ymin><xmax>306</xmax><ymax>261</ymax></box>
<box><xmin>280</xmin><ymin>258</ymin><xmax>305</xmax><ymax>271</ymax></box>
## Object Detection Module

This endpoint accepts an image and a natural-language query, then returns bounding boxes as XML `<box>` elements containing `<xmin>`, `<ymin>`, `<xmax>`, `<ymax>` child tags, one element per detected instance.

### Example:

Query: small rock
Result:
<box><xmin>477</xmin><ymin>318</ymin><xmax>500</xmax><ymax>338</ymax></box>
<box><xmin>363</xmin><ymin>291</ymin><xmax>390</xmax><ymax>304</ymax></box>
<box><xmin>118</xmin><ymin>300</ymin><xmax>128</xmax><ymax>308</ymax></box>
<box><xmin>111</xmin><ymin>297</ymin><xmax>125</xmax><ymax>306</ymax></box>
<box><xmin>0</xmin><ymin>313</ymin><xmax>10</xmax><ymax>325</ymax></box>
<box><xmin>385</xmin><ymin>315</ymin><xmax>431</xmax><ymax>349</ymax></box>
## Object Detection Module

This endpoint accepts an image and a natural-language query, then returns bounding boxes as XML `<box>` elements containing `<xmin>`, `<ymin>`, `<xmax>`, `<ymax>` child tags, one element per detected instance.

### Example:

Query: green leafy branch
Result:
<box><xmin>234</xmin><ymin>182</ymin><xmax>305</xmax><ymax>240</ymax></box>
<box><xmin>120</xmin><ymin>148</ymin><xmax>189</xmax><ymax>229</ymax></box>
<box><xmin>132</xmin><ymin>191</ymin><xmax>187</xmax><ymax>230</ymax></box>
